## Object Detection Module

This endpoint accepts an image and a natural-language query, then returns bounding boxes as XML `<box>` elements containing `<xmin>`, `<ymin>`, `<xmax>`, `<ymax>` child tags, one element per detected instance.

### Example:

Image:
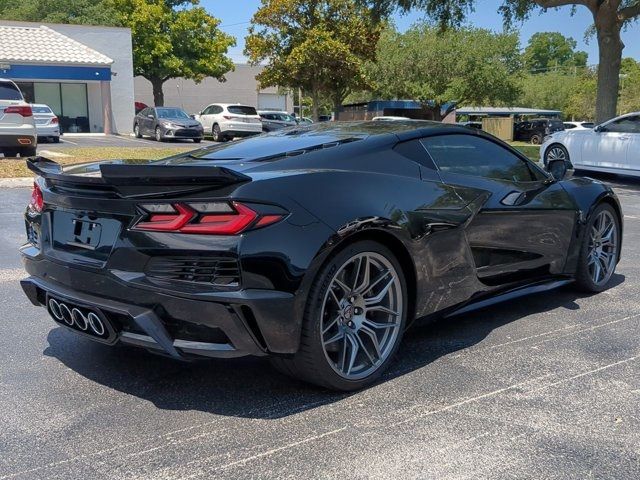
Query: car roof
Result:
<box><xmin>209</xmin><ymin>103</ymin><xmax>255</xmax><ymax>108</ymax></box>
<box><xmin>30</xmin><ymin>103</ymin><xmax>52</xmax><ymax>108</ymax></box>
<box><xmin>258</xmin><ymin>110</ymin><xmax>289</xmax><ymax>114</ymax></box>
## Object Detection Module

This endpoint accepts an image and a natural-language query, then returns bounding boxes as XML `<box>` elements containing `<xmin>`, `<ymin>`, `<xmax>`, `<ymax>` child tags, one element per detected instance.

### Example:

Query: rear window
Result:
<box><xmin>31</xmin><ymin>106</ymin><xmax>52</xmax><ymax>114</ymax></box>
<box><xmin>582</xmin><ymin>122</ymin><xmax>594</xmax><ymax>128</ymax></box>
<box><xmin>0</xmin><ymin>81</ymin><xmax>23</xmax><ymax>101</ymax></box>
<box><xmin>227</xmin><ymin>106</ymin><xmax>257</xmax><ymax>116</ymax></box>
<box><xmin>550</xmin><ymin>120</ymin><xmax>564</xmax><ymax>129</ymax></box>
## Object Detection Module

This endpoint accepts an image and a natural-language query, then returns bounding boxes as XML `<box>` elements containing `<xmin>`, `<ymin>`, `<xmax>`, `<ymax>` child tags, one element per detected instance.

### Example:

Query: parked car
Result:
<box><xmin>458</xmin><ymin>121</ymin><xmax>483</xmax><ymax>130</ymax></box>
<box><xmin>194</xmin><ymin>104</ymin><xmax>262</xmax><ymax>142</ymax></box>
<box><xmin>298</xmin><ymin>117</ymin><xmax>314</xmax><ymax>125</ymax></box>
<box><xmin>563</xmin><ymin>121</ymin><xmax>595</xmax><ymax>130</ymax></box>
<box><xmin>542</xmin><ymin>112</ymin><xmax>640</xmax><ymax>177</ymax></box>
<box><xmin>372</xmin><ymin>116</ymin><xmax>411</xmax><ymax>121</ymax></box>
<box><xmin>514</xmin><ymin>118</ymin><xmax>565</xmax><ymax>144</ymax></box>
<box><xmin>31</xmin><ymin>104</ymin><xmax>60</xmax><ymax>143</ymax></box>
<box><xmin>22</xmin><ymin>122</ymin><xmax>621</xmax><ymax>390</ymax></box>
<box><xmin>133</xmin><ymin>107</ymin><xmax>203</xmax><ymax>143</ymax></box>
<box><xmin>0</xmin><ymin>78</ymin><xmax>36</xmax><ymax>157</ymax></box>
<box><xmin>318</xmin><ymin>115</ymin><xmax>333</xmax><ymax>122</ymax></box>
<box><xmin>258</xmin><ymin>110</ymin><xmax>298</xmax><ymax>132</ymax></box>
<box><xmin>134</xmin><ymin>101</ymin><xmax>148</xmax><ymax>114</ymax></box>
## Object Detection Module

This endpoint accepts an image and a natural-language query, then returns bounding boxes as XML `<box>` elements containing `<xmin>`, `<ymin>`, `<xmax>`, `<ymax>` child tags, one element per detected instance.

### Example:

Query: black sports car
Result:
<box><xmin>20</xmin><ymin>121</ymin><xmax>622</xmax><ymax>391</ymax></box>
<box><xmin>133</xmin><ymin>107</ymin><xmax>204</xmax><ymax>142</ymax></box>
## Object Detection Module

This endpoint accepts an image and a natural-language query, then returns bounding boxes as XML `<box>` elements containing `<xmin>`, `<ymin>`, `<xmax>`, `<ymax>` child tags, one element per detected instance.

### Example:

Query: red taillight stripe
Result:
<box><xmin>29</xmin><ymin>182</ymin><xmax>44</xmax><ymax>213</ymax></box>
<box><xmin>135</xmin><ymin>204</ymin><xmax>194</xmax><ymax>231</ymax></box>
<box><xmin>5</xmin><ymin>105</ymin><xmax>33</xmax><ymax>117</ymax></box>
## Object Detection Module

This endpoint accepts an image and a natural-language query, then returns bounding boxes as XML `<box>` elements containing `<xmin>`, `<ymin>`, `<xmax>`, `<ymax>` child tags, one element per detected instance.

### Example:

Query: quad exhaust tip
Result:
<box><xmin>48</xmin><ymin>298</ymin><xmax>106</xmax><ymax>336</ymax></box>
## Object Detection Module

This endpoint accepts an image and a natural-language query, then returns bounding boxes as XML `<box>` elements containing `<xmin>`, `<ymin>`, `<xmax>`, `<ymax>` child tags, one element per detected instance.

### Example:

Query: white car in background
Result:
<box><xmin>372</xmin><ymin>116</ymin><xmax>411</xmax><ymax>121</ymax></box>
<box><xmin>0</xmin><ymin>78</ymin><xmax>37</xmax><ymax>157</ymax></box>
<box><xmin>563</xmin><ymin>121</ymin><xmax>595</xmax><ymax>130</ymax></box>
<box><xmin>194</xmin><ymin>103</ymin><xmax>262</xmax><ymax>142</ymax></box>
<box><xmin>31</xmin><ymin>104</ymin><xmax>60</xmax><ymax>143</ymax></box>
<box><xmin>542</xmin><ymin>112</ymin><xmax>640</xmax><ymax>177</ymax></box>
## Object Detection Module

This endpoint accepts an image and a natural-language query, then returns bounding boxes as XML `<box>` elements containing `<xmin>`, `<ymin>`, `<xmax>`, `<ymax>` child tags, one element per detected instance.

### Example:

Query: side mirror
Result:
<box><xmin>594</xmin><ymin>125</ymin><xmax>603</xmax><ymax>133</ymax></box>
<box><xmin>189</xmin><ymin>114</ymin><xmax>195</xmax><ymax>119</ymax></box>
<box><xmin>546</xmin><ymin>159</ymin><xmax>568</xmax><ymax>181</ymax></box>
<box><xmin>147</xmin><ymin>114</ymin><xmax>154</xmax><ymax>119</ymax></box>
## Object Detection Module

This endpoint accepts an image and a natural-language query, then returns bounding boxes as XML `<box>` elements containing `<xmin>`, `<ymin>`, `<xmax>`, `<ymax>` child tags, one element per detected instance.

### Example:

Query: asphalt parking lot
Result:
<box><xmin>1</xmin><ymin>173</ymin><xmax>639</xmax><ymax>479</ymax></box>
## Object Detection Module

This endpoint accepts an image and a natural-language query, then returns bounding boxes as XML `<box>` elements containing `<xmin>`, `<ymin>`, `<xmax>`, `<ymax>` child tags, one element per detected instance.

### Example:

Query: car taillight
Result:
<box><xmin>222</xmin><ymin>115</ymin><xmax>233</xmax><ymax>120</ymax></box>
<box><xmin>51</xmin><ymin>117</ymin><xmax>59</xmax><ymax>124</ymax></box>
<box><xmin>5</xmin><ymin>105</ymin><xmax>33</xmax><ymax>117</ymax></box>
<box><xmin>133</xmin><ymin>202</ymin><xmax>284</xmax><ymax>235</ymax></box>
<box><xmin>29</xmin><ymin>182</ymin><xmax>43</xmax><ymax>213</ymax></box>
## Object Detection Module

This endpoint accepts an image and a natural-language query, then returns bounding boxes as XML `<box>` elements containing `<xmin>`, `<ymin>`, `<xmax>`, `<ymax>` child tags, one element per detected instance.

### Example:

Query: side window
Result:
<box><xmin>213</xmin><ymin>106</ymin><xmax>223</xmax><ymax>114</ymax></box>
<box><xmin>602</xmin><ymin>115</ymin><xmax>640</xmax><ymax>134</ymax></box>
<box><xmin>149</xmin><ymin>109</ymin><xmax>156</xmax><ymax>118</ymax></box>
<box><xmin>202</xmin><ymin>106</ymin><xmax>213</xmax><ymax>115</ymax></box>
<box><xmin>393</xmin><ymin>139</ymin><xmax>437</xmax><ymax>170</ymax></box>
<box><xmin>421</xmin><ymin>134</ymin><xmax>543</xmax><ymax>182</ymax></box>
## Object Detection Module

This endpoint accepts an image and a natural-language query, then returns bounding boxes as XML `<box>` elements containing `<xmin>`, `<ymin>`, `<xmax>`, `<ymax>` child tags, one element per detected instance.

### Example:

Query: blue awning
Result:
<box><xmin>1</xmin><ymin>64</ymin><xmax>111</xmax><ymax>81</ymax></box>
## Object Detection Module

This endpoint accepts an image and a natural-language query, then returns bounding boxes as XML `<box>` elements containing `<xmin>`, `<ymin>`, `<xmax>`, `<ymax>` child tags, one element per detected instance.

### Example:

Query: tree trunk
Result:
<box><xmin>151</xmin><ymin>78</ymin><xmax>165</xmax><ymax>107</ymax></box>
<box><xmin>311</xmin><ymin>88</ymin><xmax>320</xmax><ymax>122</ymax></box>
<box><xmin>594</xmin><ymin>7</ymin><xmax>624</xmax><ymax>124</ymax></box>
<box><xmin>332</xmin><ymin>98</ymin><xmax>342</xmax><ymax>121</ymax></box>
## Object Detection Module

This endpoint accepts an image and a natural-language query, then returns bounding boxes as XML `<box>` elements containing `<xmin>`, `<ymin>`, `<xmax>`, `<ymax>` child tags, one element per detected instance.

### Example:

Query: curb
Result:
<box><xmin>0</xmin><ymin>177</ymin><xmax>33</xmax><ymax>188</ymax></box>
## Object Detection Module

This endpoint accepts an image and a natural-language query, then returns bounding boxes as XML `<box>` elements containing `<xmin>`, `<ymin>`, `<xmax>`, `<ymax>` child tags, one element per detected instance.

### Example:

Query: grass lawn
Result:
<box><xmin>0</xmin><ymin>146</ymin><xmax>195</xmax><ymax>178</ymax></box>
<box><xmin>510</xmin><ymin>142</ymin><xmax>540</xmax><ymax>162</ymax></box>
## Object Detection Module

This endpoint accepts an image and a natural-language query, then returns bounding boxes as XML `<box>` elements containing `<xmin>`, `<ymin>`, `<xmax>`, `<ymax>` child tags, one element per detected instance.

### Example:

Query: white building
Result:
<box><xmin>134</xmin><ymin>65</ymin><xmax>294</xmax><ymax>115</ymax></box>
<box><xmin>0</xmin><ymin>21</ymin><xmax>135</xmax><ymax>134</ymax></box>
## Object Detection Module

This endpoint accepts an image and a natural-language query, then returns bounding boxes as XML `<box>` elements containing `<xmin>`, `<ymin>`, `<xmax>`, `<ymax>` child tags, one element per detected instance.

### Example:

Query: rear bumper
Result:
<box><xmin>0</xmin><ymin>132</ymin><xmax>37</xmax><ymax>148</ymax></box>
<box><xmin>36</xmin><ymin>125</ymin><xmax>60</xmax><ymax>137</ymax></box>
<box><xmin>21</xmin><ymin>253</ymin><xmax>299</xmax><ymax>360</ymax></box>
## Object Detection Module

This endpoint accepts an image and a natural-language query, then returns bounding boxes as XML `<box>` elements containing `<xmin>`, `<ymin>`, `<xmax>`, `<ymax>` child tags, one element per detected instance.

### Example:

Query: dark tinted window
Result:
<box><xmin>31</xmin><ymin>106</ymin><xmax>52</xmax><ymax>113</ymax></box>
<box><xmin>582</xmin><ymin>122</ymin><xmax>594</xmax><ymax>128</ymax></box>
<box><xmin>549</xmin><ymin>120</ymin><xmax>564</xmax><ymax>130</ymax></box>
<box><xmin>603</xmin><ymin>115</ymin><xmax>640</xmax><ymax>134</ymax></box>
<box><xmin>393</xmin><ymin>139</ymin><xmax>436</xmax><ymax>169</ymax></box>
<box><xmin>0</xmin><ymin>81</ymin><xmax>23</xmax><ymax>101</ymax></box>
<box><xmin>564</xmin><ymin>123</ymin><xmax>577</xmax><ymax>129</ymax></box>
<box><xmin>228</xmin><ymin>105</ymin><xmax>257</xmax><ymax>115</ymax></box>
<box><xmin>421</xmin><ymin>134</ymin><xmax>541</xmax><ymax>182</ymax></box>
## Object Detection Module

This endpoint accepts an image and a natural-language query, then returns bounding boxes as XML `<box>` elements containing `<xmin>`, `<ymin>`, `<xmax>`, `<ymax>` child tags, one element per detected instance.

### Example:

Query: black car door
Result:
<box><xmin>420</xmin><ymin>133</ymin><xmax>577</xmax><ymax>286</ymax></box>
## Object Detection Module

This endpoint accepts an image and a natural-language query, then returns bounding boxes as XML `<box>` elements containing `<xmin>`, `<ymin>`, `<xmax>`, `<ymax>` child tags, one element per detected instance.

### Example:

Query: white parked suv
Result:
<box><xmin>194</xmin><ymin>103</ymin><xmax>262</xmax><ymax>142</ymax></box>
<box><xmin>0</xmin><ymin>78</ymin><xmax>37</xmax><ymax>157</ymax></box>
<box><xmin>542</xmin><ymin>112</ymin><xmax>640</xmax><ymax>177</ymax></box>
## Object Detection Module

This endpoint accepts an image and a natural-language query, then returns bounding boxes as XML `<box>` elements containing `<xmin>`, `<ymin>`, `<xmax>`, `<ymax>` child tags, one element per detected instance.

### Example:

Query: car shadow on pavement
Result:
<box><xmin>43</xmin><ymin>274</ymin><xmax>624</xmax><ymax>419</ymax></box>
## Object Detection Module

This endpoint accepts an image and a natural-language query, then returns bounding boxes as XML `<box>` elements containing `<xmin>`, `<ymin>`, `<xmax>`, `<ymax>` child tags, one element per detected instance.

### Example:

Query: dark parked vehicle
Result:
<box><xmin>133</xmin><ymin>107</ymin><xmax>203</xmax><ymax>142</ymax></box>
<box><xmin>21</xmin><ymin>122</ymin><xmax>621</xmax><ymax>390</ymax></box>
<box><xmin>258</xmin><ymin>110</ymin><xmax>298</xmax><ymax>132</ymax></box>
<box><xmin>514</xmin><ymin>118</ymin><xmax>565</xmax><ymax>144</ymax></box>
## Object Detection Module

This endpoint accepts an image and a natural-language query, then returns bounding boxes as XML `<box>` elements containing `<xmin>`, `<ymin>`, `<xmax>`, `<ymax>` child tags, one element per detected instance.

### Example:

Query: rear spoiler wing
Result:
<box><xmin>26</xmin><ymin>156</ymin><xmax>251</xmax><ymax>197</ymax></box>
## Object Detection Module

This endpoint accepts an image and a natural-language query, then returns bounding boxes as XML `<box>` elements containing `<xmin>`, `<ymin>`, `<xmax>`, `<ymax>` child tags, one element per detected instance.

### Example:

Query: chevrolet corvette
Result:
<box><xmin>20</xmin><ymin>121</ymin><xmax>622</xmax><ymax>390</ymax></box>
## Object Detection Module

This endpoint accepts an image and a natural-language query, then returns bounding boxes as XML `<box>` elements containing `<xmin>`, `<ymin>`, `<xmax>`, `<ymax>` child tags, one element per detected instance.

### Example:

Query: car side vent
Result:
<box><xmin>259</xmin><ymin>137</ymin><xmax>362</xmax><ymax>162</ymax></box>
<box><xmin>145</xmin><ymin>256</ymin><xmax>240</xmax><ymax>287</ymax></box>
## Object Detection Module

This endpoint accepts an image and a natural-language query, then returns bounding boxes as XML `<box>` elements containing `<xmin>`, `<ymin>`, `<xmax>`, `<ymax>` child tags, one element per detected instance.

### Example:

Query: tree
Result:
<box><xmin>523</xmin><ymin>32</ymin><xmax>588</xmax><ymax>73</ymax></box>
<box><xmin>364</xmin><ymin>0</ymin><xmax>640</xmax><ymax>123</ymax></box>
<box><xmin>110</xmin><ymin>0</ymin><xmax>235</xmax><ymax>106</ymax></box>
<box><xmin>518</xmin><ymin>72</ymin><xmax>581</xmax><ymax>111</ymax></box>
<box><xmin>618</xmin><ymin>57</ymin><xmax>640</xmax><ymax>114</ymax></box>
<box><xmin>0</xmin><ymin>0</ymin><xmax>121</xmax><ymax>26</ymax></box>
<box><xmin>565</xmin><ymin>69</ymin><xmax>597</xmax><ymax>119</ymax></box>
<box><xmin>368</xmin><ymin>25</ymin><xmax>522</xmax><ymax>120</ymax></box>
<box><xmin>244</xmin><ymin>0</ymin><xmax>381</xmax><ymax>120</ymax></box>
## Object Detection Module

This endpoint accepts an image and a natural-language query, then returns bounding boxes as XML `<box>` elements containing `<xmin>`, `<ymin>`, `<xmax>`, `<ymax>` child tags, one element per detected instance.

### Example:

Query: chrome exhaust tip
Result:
<box><xmin>59</xmin><ymin>303</ymin><xmax>73</xmax><ymax>326</ymax></box>
<box><xmin>48</xmin><ymin>298</ymin><xmax>63</xmax><ymax>321</ymax></box>
<box><xmin>71</xmin><ymin>308</ymin><xmax>89</xmax><ymax>331</ymax></box>
<box><xmin>87</xmin><ymin>312</ymin><xmax>105</xmax><ymax>336</ymax></box>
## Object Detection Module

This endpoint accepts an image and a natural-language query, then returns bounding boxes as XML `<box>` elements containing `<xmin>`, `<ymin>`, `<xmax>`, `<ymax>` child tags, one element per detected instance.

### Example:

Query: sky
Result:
<box><xmin>201</xmin><ymin>0</ymin><xmax>639</xmax><ymax>64</ymax></box>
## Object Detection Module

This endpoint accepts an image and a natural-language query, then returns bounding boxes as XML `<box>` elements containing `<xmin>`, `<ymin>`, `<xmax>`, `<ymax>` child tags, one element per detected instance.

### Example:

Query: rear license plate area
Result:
<box><xmin>51</xmin><ymin>211</ymin><xmax>121</xmax><ymax>262</ymax></box>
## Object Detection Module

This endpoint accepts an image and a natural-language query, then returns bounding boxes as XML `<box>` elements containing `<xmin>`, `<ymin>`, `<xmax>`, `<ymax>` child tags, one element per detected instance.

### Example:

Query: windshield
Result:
<box><xmin>157</xmin><ymin>108</ymin><xmax>190</xmax><ymax>119</ymax></box>
<box><xmin>0</xmin><ymin>82</ymin><xmax>23</xmax><ymax>101</ymax></box>
<box><xmin>549</xmin><ymin>120</ymin><xmax>564</xmax><ymax>130</ymax></box>
<box><xmin>275</xmin><ymin>113</ymin><xmax>296</xmax><ymax>122</ymax></box>
<box><xmin>31</xmin><ymin>106</ymin><xmax>52</xmax><ymax>114</ymax></box>
<box><xmin>228</xmin><ymin>106</ymin><xmax>257</xmax><ymax>116</ymax></box>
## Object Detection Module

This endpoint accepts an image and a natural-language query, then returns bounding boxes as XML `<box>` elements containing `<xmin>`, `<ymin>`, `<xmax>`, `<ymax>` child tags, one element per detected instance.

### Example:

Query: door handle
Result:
<box><xmin>619</xmin><ymin>136</ymin><xmax>630</xmax><ymax>141</ymax></box>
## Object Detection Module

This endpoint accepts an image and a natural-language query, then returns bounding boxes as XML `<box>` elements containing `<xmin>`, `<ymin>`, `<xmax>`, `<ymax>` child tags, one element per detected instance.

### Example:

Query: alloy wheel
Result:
<box><xmin>155</xmin><ymin>127</ymin><xmax>162</xmax><ymax>141</ymax></box>
<box><xmin>547</xmin><ymin>146</ymin><xmax>567</xmax><ymax>162</ymax></box>
<box><xmin>587</xmin><ymin>210</ymin><xmax>618</xmax><ymax>286</ymax></box>
<box><xmin>320</xmin><ymin>252</ymin><xmax>403</xmax><ymax>380</ymax></box>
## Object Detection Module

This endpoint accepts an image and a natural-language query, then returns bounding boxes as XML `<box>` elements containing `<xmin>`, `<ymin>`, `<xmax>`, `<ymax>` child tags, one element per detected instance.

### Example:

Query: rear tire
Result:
<box><xmin>271</xmin><ymin>240</ymin><xmax>407</xmax><ymax>391</ymax></box>
<box><xmin>134</xmin><ymin>123</ymin><xmax>142</xmax><ymax>138</ymax></box>
<box><xmin>193</xmin><ymin>138</ymin><xmax>202</xmax><ymax>143</ymax></box>
<box><xmin>530</xmin><ymin>134</ymin><xmax>542</xmax><ymax>145</ymax></box>
<box><xmin>574</xmin><ymin>203</ymin><xmax>620</xmax><ymax>293</ymax></box>
<box><xmin>52</xmin><ymin>136</ymin><xmax>60</xmax><ymax>144</ymax></box>
<box><xmin>2</xmin><ymin>148</ymin><xmax>18</xmax><ymax>158</ymax></box>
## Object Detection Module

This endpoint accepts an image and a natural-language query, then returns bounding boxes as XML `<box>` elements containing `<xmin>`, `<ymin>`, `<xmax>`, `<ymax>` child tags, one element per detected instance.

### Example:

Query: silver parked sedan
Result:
<box><xmin>31</xmin><ymin>104</ymin><xmax>60</xmax><ymax>143</ymax></box>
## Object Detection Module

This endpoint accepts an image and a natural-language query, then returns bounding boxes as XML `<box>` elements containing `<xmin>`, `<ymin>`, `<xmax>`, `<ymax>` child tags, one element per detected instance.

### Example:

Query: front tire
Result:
<box><xmin>530</xmin><ymin>134</ymin><xmax>542</xmax><ymax>145</ymax></box>
<box><xmin>155</xmin><ymin>127</ymin><xmax>163</xmax><ymax>142</ymax></box>
<box><xmin>134</xmin><ymin>123</ymin><xmax>142</xmax><ymax>138</ymax></box>
<box><xmin>574</xmin><ymin>204</ymin><xmax>620</xmax><ymax>292</ymax></box>
<box><xmin>271</xmin><ymin>240</ymin><xmax>407</xmax><ymax>391</ymax></box>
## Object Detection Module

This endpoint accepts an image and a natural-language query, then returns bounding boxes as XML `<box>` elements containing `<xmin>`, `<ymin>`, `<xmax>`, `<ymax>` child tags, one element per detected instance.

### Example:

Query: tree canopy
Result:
<box><xmin>0</xmin><ymin>0</ymin><xmax>121</xmax><ymax>26</ymax></box>
<box><xmin>367</xmin><ymin>25</ymin><xmax>522</xmax><ymax>119</ymax></box>
<box><xmin>110</xmin><ymin>0</ymin><xmax>235</xmax><ymax>106</ymax></box>
<box><xmin>244</xmin><ymin>0</ymin><xmax>381</xmax><ymax>120</ymax></box>
<box><xmin>523</xmin><ymin>32</ymin><xmax>588</xmax><ymax>73</ymax></box>
<box><xmin>364</xmin><ymin>0</ymin><xmax>640</xmax><ymax>123</ymax></box>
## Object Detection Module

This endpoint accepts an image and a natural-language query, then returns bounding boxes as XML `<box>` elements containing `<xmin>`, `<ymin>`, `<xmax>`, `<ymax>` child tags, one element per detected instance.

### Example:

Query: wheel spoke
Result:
<box><xmin>355</xmin><ymin>332</ymin><xmax>376</xmax><ymax>365</ymax></box>
<box><xmin>359</xmin><ymin>325</ymin><xmax>382</xmax><ymax>359</ymax></box>
<box><xmin>361</xmin><ymin>270</ymin><xmax>391</xmax><ymax>296</ymax></box>
<box><xmin>352</xmin><ymin>255</ymin><xmax>370</xmax><ymax>293</ymax></box>
<box><xmin>333</xmin><ymin>277</ymin><xmax>351</xmax><ymax>295</ymax></box>
<box><xmin>363</xmin><ymin>319</ymin><xmax>398</xmax><ymax>330</ymax></box>
<box><xmin>592</xmin><ymin>260</ymin><xmax>602</xmax><ymax>283</ymax></box>
<box><xmin>364</xmin><ymin>276</ymin><xmax>395</xmax><ymax>305</ymax></box>
<box><xmin>345</xmin><ymin>333</ymin><xmax>359</xmax><ymax>376</ymax></box>
<box><xmin>324</xmin><ymin>330</ymin><xmax>344</xmax><ymax>346</ymax></box>
<box><xmin>323</xmin><ymin>315</ymin><xmax>341</xmax><ymax>334</ymax></box>
<box><xmin>329</xmin><ymin>288</ymin><xmax>342</xmax><ymax>308</ymax></box>
<box><xmin>366</xmin><ymin>305</ymin><xmax>399</xmax><ymax>317</ymax></box>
